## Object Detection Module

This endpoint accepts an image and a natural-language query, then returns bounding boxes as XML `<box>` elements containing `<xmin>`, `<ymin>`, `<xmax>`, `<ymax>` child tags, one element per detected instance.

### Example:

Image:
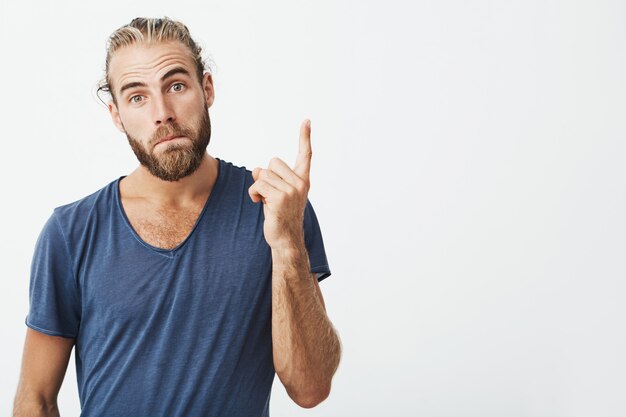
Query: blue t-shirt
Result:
<box><xmin>25</xmin><ymin>158</ymin><xmax>331</xmax><ymax>417</ymax></box>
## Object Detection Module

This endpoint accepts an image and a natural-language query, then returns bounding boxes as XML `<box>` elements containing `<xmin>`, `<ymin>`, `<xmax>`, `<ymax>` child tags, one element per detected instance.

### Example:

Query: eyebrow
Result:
<box><xmin>118</xmin><ymin>67</ymin><xmax>192</xmax><ymax>96</ymax></box>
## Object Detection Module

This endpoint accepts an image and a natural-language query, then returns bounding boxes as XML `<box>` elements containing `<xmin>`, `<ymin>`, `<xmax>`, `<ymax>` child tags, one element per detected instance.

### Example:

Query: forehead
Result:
<box><xmin>109</xmin><ymin>40</ymin><xmax>196</xmax><ymax>89</ymax></box>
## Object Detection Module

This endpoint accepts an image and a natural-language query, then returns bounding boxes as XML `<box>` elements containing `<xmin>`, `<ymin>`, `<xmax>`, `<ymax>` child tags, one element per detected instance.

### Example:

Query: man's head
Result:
<box><xmin>100</xmin><ymin>17</ymin><xmax>214</xmax><ymax>182</ymax></box>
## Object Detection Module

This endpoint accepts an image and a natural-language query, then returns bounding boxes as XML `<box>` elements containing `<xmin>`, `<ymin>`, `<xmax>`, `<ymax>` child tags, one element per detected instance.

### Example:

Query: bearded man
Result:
<box><xmin>13</xmin><ymin>16</ymin><xmax>340</xmax><ymax>417</ymax></box>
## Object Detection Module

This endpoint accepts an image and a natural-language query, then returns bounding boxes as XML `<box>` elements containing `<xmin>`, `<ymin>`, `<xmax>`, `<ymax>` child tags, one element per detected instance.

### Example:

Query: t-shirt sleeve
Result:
<box><xmin>303</xmin><ymin>199</ymin><xmax>332</xmax><ymax>282</ymax></box>
<box><xmin>25</xmin><ymin>211</ymin><xmax>81</xmax><ymax>338</ymax></box>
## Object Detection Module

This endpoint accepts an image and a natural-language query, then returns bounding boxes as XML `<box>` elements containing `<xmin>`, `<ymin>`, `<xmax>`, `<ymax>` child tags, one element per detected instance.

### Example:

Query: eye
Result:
<box><xmin>129</xmin><ymin>95</ymin><xmax>143</xmax><ymax>104</ymax></box>
<box><xmin>171</xmin><ymin>83</ymin><xmax>185</xmax><ymax>92</ymax></box>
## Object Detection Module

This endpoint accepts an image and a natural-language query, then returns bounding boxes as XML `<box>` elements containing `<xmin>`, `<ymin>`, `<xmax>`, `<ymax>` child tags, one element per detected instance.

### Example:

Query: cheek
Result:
<box><xmin>120</xmin><ymin>111</ymin><xmax>152</xmax><ymax>135</ymax></box>
<box><xmin>183</xmin><ymin>90</ymin><xmax>207</xmax><ymax>110</ymax></box>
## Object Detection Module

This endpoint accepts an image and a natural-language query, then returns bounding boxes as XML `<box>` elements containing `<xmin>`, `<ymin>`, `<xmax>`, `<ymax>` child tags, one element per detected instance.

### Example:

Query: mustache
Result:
<box><xmin>150</xmin><ymin>123</ymin><xmax>193</xmax><ymax>146</ymax></box>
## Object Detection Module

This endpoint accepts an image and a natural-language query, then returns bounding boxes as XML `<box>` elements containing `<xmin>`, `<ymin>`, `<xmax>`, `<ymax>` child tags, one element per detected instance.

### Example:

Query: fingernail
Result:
<box><xmin>306</xmin><ymin>119</ymin><xmax>311</xmax><ymax>128</ymax></box>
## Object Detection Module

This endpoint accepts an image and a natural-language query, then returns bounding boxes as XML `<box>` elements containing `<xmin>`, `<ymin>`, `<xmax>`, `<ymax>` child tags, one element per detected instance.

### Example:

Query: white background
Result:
<box><xmin>2</xmin><ymin>0</ymin><xmax>625</xmax><ymax>416</ymax></box>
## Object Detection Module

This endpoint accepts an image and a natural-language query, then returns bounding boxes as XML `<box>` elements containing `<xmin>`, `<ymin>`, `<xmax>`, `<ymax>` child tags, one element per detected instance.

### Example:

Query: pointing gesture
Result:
<box><xmin>294</xmin><ymin>119</ymin><xmax>312</xmax><ymax>182</ymax></box>
<box><xmin>249</xmin><ymin>119</ymin><xmax>313</xmax><ymax>250</ymax></box>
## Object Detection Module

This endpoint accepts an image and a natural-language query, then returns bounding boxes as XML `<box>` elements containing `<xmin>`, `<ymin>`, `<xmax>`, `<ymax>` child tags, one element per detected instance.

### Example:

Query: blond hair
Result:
<box><xmin>97</xmin><ymin>17</ymin><xmax>208</xmax><ymax>105</ymax></box>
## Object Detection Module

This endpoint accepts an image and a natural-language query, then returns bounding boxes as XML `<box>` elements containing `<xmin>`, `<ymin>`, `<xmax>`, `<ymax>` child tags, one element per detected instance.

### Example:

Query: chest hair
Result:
<box><xmin>124</xmin><ymin>203</ymin><xmax>204</xmax><ymax>250</ymax></box>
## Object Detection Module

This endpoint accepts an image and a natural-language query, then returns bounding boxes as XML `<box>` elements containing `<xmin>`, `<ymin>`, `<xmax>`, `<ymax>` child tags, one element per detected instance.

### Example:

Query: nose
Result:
<box><xmin>153</xmin><ymin>93</ymin><xmax>176</xmax><ymax>126</ymax></box>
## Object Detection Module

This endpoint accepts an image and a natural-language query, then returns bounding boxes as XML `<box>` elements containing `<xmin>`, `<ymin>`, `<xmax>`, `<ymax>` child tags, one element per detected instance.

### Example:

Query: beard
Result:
<box><xmin>125</xmin><ymin>107</ymin><xmax>212</xmax><ymax>182</ymax></box>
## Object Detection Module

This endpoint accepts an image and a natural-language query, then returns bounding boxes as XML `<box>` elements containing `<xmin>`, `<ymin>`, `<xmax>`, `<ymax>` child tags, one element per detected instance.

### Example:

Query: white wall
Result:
<box><xmin>2</xmin><ymin>0</ymin><xmax>625</xmax><ymax>415</ymax></box>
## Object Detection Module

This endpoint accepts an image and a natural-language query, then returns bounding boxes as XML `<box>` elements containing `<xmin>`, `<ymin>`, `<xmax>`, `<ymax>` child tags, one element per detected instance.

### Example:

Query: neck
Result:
<box><xmin>120</xmin><ymin>152</ymin><xmax>219</xmax><ymax>208</ymax></box>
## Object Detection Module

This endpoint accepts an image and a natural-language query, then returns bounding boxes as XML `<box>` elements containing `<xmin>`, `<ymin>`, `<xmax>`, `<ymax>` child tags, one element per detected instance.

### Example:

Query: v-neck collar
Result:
<box><xmin>115</xmin><ymin>158</ymin><xmax>225</xmax><ymax>258</ymax></box>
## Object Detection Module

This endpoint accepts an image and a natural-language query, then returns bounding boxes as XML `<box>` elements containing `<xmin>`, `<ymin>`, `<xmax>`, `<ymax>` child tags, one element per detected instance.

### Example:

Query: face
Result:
<box><xmin>107</xmin><ymin>40</ymin><xmax>214</xmax><ymax>182</ymax></box>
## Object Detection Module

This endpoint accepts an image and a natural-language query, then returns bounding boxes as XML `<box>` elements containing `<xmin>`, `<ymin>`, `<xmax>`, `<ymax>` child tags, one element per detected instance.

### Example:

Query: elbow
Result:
<box><xmin>291</xmin><ymin>383</ymin><xmax>331</xmax><ymax>409</ymax></box>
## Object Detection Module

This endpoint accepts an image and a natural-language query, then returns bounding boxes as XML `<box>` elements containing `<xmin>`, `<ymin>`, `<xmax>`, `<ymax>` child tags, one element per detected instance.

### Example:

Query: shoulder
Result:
<box><xmin>216</xmin><ymin>157</ymin><xmax>254</xmax><ymax>185</ymax></box>
<box><xmin>214</xmin><ymin>158</ymin><xmax>257</xmax><ymax>205</ymax></box>
<box><xmin>50</xmin><ymin>178</ymin><xmax>119</xmax><ymax>237</ymax></box>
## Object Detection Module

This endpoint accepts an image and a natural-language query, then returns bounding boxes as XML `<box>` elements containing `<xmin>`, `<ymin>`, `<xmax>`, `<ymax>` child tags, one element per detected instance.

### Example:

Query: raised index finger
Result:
<box><xmin>294</xmin><ymin>119</ymin><xmax>312</xmax><ymax>181</ymax></box>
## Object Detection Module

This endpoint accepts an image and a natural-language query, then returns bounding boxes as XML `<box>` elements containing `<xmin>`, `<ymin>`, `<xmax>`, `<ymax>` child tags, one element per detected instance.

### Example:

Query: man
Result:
<box><xmin>13</xmin><ymin>17</ymin><xmax>341</xmax><ymax>416</ymax></box>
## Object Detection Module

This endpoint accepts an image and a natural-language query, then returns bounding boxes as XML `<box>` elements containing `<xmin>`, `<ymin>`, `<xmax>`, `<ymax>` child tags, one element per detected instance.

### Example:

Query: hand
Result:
<box><xmin>248</xmin><ymin>119</ymin><xmax>312</xmax><ymax>250</ymax></box>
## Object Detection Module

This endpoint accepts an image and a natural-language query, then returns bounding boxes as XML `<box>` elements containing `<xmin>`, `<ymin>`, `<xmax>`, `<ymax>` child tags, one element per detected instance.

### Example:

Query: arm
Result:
<box><xmin>271</xmin><ymin>244</ymin><xmax>341</xmax><ymax>408</ymax></box>
<box><xmin>13</xmin><ymin>328</ymin><xmax>75</xmax><ymax>417</ymax></box>
<box><xmin>249</xmin><ymin>119</ymin><xmax>341</xmax><ymax>408</ymax></box>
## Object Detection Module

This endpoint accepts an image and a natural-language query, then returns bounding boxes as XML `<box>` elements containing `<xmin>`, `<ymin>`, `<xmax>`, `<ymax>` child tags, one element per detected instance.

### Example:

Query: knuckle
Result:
<box><xmin>294</xmin><ymin>178</ymin><xmax>305</xmax><ymax>191</ymax></box>
<box><xmin>295</xmin><ymin>179</ymin><xmax>309</xmax><ymax>194</ymax></box>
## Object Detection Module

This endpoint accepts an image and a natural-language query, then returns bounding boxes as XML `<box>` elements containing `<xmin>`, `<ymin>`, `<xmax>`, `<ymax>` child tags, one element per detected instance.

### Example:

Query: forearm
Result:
<box><xmin>271</xmin><ymin>241</ymin><xmax>341</xmax><ymax>407</ymax></box>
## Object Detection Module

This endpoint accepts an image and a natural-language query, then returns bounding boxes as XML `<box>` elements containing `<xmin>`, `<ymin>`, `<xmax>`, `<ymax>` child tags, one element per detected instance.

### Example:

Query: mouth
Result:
<box><xmin>157</xmin><ymin>135</ymin><xmax>185</xmax><ymax>145</ymax></box>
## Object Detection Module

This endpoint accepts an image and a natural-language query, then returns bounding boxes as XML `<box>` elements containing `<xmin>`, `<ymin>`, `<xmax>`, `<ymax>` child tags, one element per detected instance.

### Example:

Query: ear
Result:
<box><xmin>202</xmin><ymin>72</ymin><xmax>215</xmax><ymax>108</ymax></box>
<box><xmin>108</xmin><ymin>100</ymin><xmax>126</xmax><ymax>133</ymax></box>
